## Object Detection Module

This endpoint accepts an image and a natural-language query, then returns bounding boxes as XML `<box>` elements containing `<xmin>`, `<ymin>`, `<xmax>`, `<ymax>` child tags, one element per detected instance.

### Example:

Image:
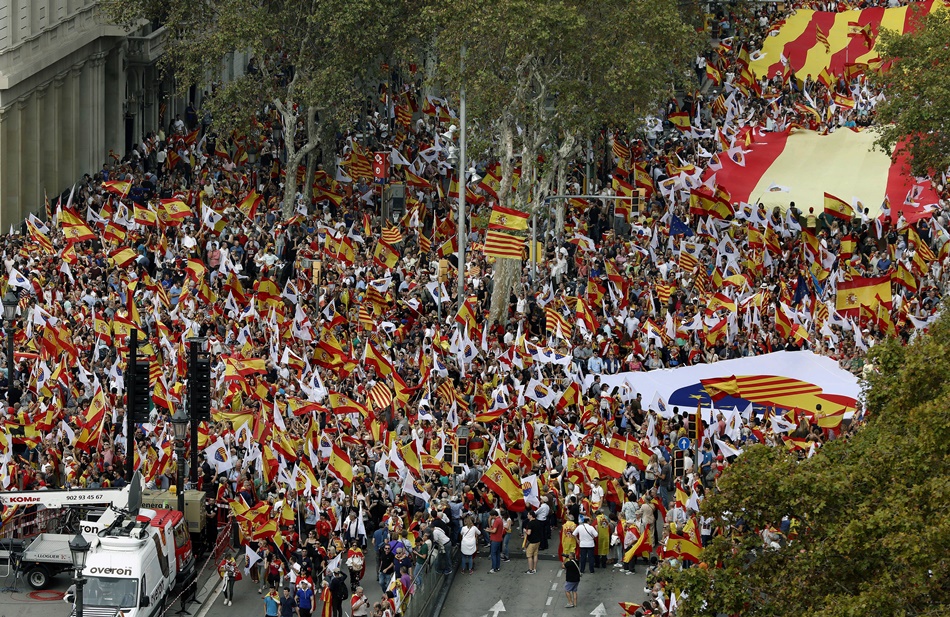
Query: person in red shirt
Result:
<box><xmin>487</xmin><ymin>510</ymin><xmax>505</xmax><ymax>573</ymax></box>
<box><xmin>316</xmin><ymin>518</ymin><xmax>332</xmax><ymax>547</ymax></box>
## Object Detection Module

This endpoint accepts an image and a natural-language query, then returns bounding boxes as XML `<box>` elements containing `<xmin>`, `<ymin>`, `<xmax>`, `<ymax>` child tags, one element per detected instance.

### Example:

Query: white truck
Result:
<box><xmin>0</xmin><ymin>473</ymin><xmax>196</xmax><ymax>617</ymax></box>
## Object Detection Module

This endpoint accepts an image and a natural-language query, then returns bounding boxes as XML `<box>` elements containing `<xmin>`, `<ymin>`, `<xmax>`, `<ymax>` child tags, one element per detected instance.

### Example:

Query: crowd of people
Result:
<box><xmin>0</xmin><ymin>1</ymin><xmax>945</xmax><ymax>616</ymax></box>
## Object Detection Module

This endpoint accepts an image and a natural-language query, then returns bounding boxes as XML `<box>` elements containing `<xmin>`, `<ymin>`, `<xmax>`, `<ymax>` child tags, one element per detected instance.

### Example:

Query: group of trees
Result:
<box><xmin>669</xmin><ymin>309</ymin><xmax>950</xmax><ymax>616</ymax></box>
<box><xmin>102</xmin><ymin>0</ymin><xmax>701</xmax><ymax>321</ymax></box>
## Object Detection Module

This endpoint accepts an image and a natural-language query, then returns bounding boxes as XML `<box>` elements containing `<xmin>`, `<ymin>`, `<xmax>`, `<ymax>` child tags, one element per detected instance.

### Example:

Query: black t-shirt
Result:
<box><xmin>564</xmin><ymin>558</ymin><xmax>581</xmax><ymax>583</ymax></box>
<box><xmin>525</xmin><ymin>519</ymin><xmax>544</xmax><ymax>543</ymax></box>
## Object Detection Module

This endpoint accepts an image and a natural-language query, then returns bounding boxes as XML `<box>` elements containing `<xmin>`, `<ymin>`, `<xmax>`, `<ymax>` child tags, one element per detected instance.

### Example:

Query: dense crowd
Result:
<box><xmin>0</xmin><ymin>1</ymin><xmax>946</xmax><ymax>616</ymax></box>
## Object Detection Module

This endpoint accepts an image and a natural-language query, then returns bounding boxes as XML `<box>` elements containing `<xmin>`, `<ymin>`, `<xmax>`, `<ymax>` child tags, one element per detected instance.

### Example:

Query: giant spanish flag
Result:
<box><xmin>707</xmin><ymin>128</ymin><xmax>939</xmax><ymax>224</ymax></box>
<box><xmin>836</xmin><ymin>275</ymin><xmax>892</xmax><ymax>317</ymax></box>
<box><xmin>750</xmin><ymin>1</ymin><xmax>942</xmax><ymax>81</ymax></box>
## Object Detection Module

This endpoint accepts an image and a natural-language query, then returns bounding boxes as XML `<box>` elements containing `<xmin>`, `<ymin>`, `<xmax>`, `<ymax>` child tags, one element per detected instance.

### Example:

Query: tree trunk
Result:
<box><xmin>279</xmin><ymin>105</ymin><xmax>321</xmax><ymax>219</ymax></box>
<box><xmin>488</xmin><ymin>118</ymin><xmax>518</xmax><ymax>325</ymax></box>
<box><xmin>488</xmin><ymin>256</ymin><xmax>521</xmax><ymax>325</ymax></box>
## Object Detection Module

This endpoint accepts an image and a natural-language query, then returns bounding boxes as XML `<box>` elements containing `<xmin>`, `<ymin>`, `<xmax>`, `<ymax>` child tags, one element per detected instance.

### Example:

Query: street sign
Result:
<box><xmin>373</xmin><ymin>151</ymin><xmax>389</xmax><ymax>184</ymax></box>
<box><xmin>678</xmin><ymin>437</ymin><xmax>692</xmax><ymax>451</ymax></box>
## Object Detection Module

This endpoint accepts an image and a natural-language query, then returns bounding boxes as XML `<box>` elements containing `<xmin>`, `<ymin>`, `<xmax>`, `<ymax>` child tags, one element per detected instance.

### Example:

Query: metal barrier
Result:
<box><xmin>0</xmin><ymin>507</ymin><xmax>63</xmax><ymax>540</ymax></box>
<box><xmin>401</xmin><ymin>544</ymin><xmax>458</xmax><ymax>617</ymax></box>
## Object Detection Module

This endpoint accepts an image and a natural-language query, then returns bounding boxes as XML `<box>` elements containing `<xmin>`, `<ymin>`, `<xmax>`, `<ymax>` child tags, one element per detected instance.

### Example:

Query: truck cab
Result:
<box><xmin>66</xmin><ymin>507</ymin><xmax>196</xmax><ymax>617</ymax></box>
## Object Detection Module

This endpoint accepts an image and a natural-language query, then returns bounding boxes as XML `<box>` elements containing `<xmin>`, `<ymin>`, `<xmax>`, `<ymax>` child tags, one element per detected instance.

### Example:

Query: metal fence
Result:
<box><xmin>401</xmin><ymin>544</ymin><xmax>458</xmax><ymax>617</ymax></box>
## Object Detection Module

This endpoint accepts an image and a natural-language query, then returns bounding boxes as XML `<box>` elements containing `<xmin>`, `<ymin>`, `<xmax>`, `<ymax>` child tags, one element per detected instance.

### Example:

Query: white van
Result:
<box><xmin>66</xmin><ymin>509</ymin><xmax>179</xmax><ymax>617</ymax></box>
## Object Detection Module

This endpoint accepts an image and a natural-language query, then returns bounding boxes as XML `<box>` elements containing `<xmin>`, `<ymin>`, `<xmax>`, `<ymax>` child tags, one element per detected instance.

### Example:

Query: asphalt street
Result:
<box><xmin>0</xmin><ymin>543</ymin><xmax>647</xmax><ymax>617</ymax></box>
<box><xmin>441</xmin><ymin>549</ymin><xmax>648</xmax><ymax>617</ymax></box>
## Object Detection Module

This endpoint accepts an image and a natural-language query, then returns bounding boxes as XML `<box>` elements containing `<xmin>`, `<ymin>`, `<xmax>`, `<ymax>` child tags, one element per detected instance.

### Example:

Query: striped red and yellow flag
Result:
<box><xmin>483</xmin><ymin>230</ymin><xmax>524</xmax><ymax>260</ymax></box>
<box><xmin>381</xmin><ymin>225</ymin><xmax>403</xmax><ymax>245</ymax></box>
<box><xmin>419</xmin><ymin>235</ymin><xmax>431</xmax><ymax>254</ymax></box>
<box><xmin>815</xmin><ymin>24</ymin><xmax>830</xmax><ymax>52</ymax></box>
<box><xmin>368</xmin><ymin>382</ymin><xmax>394</xmax><ymax>410</ymax></box>
<box><xmin>544</xmin><ymin>306</ymin><xmax>571</xmax><ymax>338</ymax></box>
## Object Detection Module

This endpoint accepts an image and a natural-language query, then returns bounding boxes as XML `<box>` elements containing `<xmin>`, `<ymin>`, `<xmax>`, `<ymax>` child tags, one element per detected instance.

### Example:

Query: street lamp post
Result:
<box><xmin>68</xmin><ymin>533</ymin><xmax>90</xmax><ymax>617</ymax></box>
<box><xmin>171</xmin><ymin>407</ymin><xmax>189</xmax><ymax>515</ymax></box>
<box><xmin>2</xmin><ymin>290</ymin><xmax>18</xmax><ymax>406</ymax></box>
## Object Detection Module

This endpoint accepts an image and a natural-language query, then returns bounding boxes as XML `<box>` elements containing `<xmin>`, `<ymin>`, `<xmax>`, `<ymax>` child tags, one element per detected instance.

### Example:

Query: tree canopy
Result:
<box><xmin>426</xmin><ymin>0</ymin><xmax>701</xmax><ymax>321</ymax></box>
<box><xmin>670</xmin><ymin>309</ymin><xmax>950</xmax><ymax>616</ymax></box>
<box><xmin>102</xmin><ymin>0</ymin><xmax>419</xmax><ymax>215</ymax></box>
<box><xmin>872</xmin><ymin>9</ymin><xmax>950</xmax><ymax>177</ymax></box>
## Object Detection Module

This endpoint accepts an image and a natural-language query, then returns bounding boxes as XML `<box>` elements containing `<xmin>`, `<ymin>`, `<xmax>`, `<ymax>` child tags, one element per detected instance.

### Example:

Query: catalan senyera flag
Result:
<box><xmin>489</xmin><ymin>205</ymin><xmax>530</xmax><ymax>231</ymax></box>
<box><xmin>586</xmin><ymin>442</ymin><xmax>627</xmax><ymax>479</ymax></box>
<box><xmin>823</xmin><ymin>192</ymin><xmax>854</xmax><ymax>221</ymax></box>
<box><xmin>835</xmin><ymin>275</ymin><xmax>891</xmax><ymax>318</ymax></box>
<box><xmin>702</xmin><ymin>374</ymin><xmax>855</xmax><ymax>416</ymax></box>
<box><xmin>750</xmin><ymin>2</ymin><xmax>942</xmax><ymax>83</ymax></box>
<box><xmin>483</xmin><ymin>230</ymin><xmax>525</xmax><ymax>260</ymax></box>
<box><xmin>381</xmin><ymin>225</ymin><xmax>403</xmax><ymax>245</ymax></box>
<box><xmin>481</xmin><ymin>459</ymin><xmax>526</xmax><ymax>512</ymax></box>
<box><xmin>544</xmin><ymin>306</ymin><xmax>572</xmax><ymax>338</ymax></box>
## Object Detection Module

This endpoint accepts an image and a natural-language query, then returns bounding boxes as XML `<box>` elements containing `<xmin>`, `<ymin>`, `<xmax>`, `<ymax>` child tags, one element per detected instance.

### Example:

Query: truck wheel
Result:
<box><xmin>26</xmin><ymin>565</ymin><xmax>49</xmax><ymax>589</ymax></box>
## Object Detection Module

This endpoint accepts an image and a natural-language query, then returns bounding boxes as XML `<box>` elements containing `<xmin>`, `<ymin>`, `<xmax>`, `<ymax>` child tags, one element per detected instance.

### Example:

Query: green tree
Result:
<box><xmin>427</xmin><ymin>0</ymin><xmax>701</xmax><ymax>323</ymax></box>
<box><xmin>102</xmin><ymin>0</ymin><xmax>419</xmax><ymax>217</ymax></box>
<box><xmin>670</xmin><ymin>309</ymin><xmax>950</xmax><ymax>616</ymax></box>
<box><xmin>871</xmin><ymin>9</ymin><xmax>950</xmax><ymax>176</ymax></box>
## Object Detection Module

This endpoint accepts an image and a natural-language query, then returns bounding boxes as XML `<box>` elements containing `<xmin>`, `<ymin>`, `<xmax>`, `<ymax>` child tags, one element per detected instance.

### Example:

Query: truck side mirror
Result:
<box><xmin>140</xmin><ymin>596</ymin><xmax>151</xmax><ymax>608</ymax></box>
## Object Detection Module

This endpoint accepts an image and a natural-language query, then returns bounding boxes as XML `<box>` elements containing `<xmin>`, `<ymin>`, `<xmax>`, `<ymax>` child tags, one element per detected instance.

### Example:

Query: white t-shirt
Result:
<box><xmin>589</xmin><ymin>485</ymin><xmax>604</xmax><ymax>505</ymax></box>
<box><xmin>573</xmin><ymin>523</ymin><xmax>598</xmax><ymax>548</ymax></box>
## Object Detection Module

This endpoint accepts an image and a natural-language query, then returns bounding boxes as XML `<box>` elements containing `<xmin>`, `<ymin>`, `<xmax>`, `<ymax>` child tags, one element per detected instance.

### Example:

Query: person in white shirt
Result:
<box><xmin>572</xmin><ymin>516</ymin><xmax>598</xmax><ymax>574</ymax></box>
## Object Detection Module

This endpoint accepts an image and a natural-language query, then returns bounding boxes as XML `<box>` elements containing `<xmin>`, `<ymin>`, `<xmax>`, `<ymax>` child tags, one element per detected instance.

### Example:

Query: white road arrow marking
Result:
<box><xmin>590</xmin><ymin>602</ymin><xmax>608</xmax><ymax>616</ymax></box>
<box><xmin>489</xmin><ymin>599</ymin><xmax>507</xmax><ymax>617</ymax></box>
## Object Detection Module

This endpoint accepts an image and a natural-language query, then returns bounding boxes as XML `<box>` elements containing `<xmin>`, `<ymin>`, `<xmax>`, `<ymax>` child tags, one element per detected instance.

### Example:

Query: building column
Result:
<box><xmin>0</xmin><ymin>107</ymin><xmax>7</xmax><ymax>228</ymax></box>
<box><xmin>58</xmin><ymin>68</ymin><xmax>77</xmax><ymax>184</ymax></box>
<box><xmin>18</xmin><ymin>92</ymin><xmax>40</xmax><ymax>220</ymax></box>
<box><xmin>52</xmin><ymin>73</ymin><xmax>69</xmax><ymax>198</ymax></box>
<box><xmin>90</xmin><ymin>53</ymin><xmax>107</xmax><ymax>170</ymax></box>
<box><xmin>78</xmin><ymin>60</ymin><xmax>94</xmax><ymax>176</ymax></box>
<box><xmin>39</xmin><ymin>81</ymin><xmax>59</xmax><ymax>206</ymax></box>
<box><xmin>104</xmin><ymin>43</ymin><xmax>126</xmax><ymax>158</ymax></box>
<box><xmin>0</xmin><ymin>105</ymin><xmax>21</xmax><ymax>230</ymax></box>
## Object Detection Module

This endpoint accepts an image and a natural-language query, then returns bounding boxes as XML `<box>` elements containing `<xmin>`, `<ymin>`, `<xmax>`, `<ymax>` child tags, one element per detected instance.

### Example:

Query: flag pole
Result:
<box><xmin>457</xmin><ymin>45</ymin><xmax>467</xmax><ymax>306</ymax></box>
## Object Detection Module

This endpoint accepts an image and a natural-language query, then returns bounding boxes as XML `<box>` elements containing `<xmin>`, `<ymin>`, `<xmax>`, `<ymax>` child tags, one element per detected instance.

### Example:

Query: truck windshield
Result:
<box><xmin>83</xmin><ymin>576</ymin><xmax>138</xmax><ymax>609</ymax></box>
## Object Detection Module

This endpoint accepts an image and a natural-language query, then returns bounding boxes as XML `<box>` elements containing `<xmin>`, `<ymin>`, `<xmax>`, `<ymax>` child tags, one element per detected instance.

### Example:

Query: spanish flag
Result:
<box><xmin>668</xmin><ymin>111</ymin><xmax>691</xmax><ymax>132</ymax></box>
<box><xmin>662</xmin><ymin>533</ymin><xmax>702</xmax><ymax>564</ymax></box>
<box><xmin>480</xmin><ymin>459</ymin><xmax>526</xmax><ymax>512</ymax></box>
<box><xmin>237</xmin><ymin>190</ymin><xmax>262</xmax><ymax>220</ymax></box>
<box><xmin>327</xmin><ymin>444</ymin><xmax>354</xmax><ymax>487</ymax></box>
<box><xmin>823</xmin><ymin>192</ymin><xmax>854</xmax><ymax>221</ymax></box>
<box><xmin>483</xmin><ymin>230</ymin><xmax>525</xmax><ymax>260</ymax></box>
<box><xmin>109</xmin><ymin>247</ymin><xmax>139</xmax><ymax>268</ymax></box>
<box><xmin>891</xmin><ymin>261</ymin><xmax>917</xmax><ymax>292</ymax></box>
<box><xmin>835</xmin><ymin>275</ymin><xmax>891</xmax><ymax>317</ymax></box>
<box><xmin>59</xmin><ymin>208</ymin><xmax>97</xmax><ymax>243</ymax></box>
<box><xmin>373</xmin><ymin>241</ymin><xmax>400</xmax><ymax>269</ymax></box>
<box><xmin>102</xmin><ymin>180</ymin><xmax>131</xmax><ymax>196</ymax></box>
<box><xmin>586</xmin><ymin>443</ymin><xmax>627</xmax><ymax>479</ymax></box>
<box><xmin>489</xmin><ymin>205</ymin><xmax>530</xmax><ymax>231</ymax></box>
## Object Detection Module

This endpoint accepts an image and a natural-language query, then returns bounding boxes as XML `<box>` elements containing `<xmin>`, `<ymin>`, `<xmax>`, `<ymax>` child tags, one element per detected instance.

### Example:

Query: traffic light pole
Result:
<box><xmin>189</xmin><ymin>340</ymin><xmax>199</xmax><ymax>485</ymax></box>
<box><xmin>126</xmin><ymin>329</ymin><xmax>138</xmax><ymax>483</ymax></box>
